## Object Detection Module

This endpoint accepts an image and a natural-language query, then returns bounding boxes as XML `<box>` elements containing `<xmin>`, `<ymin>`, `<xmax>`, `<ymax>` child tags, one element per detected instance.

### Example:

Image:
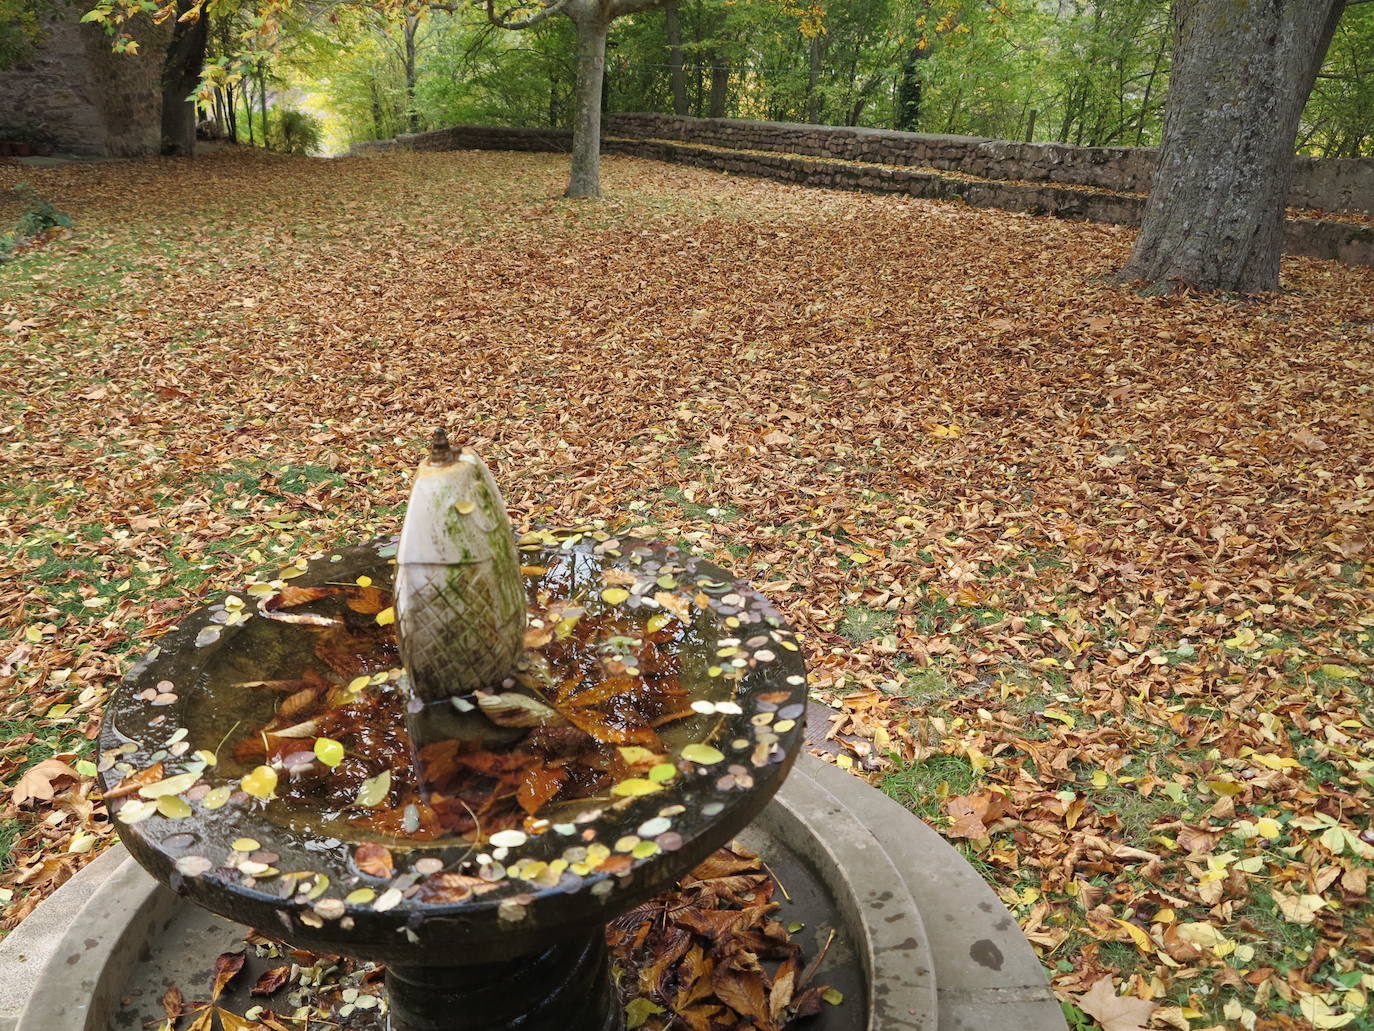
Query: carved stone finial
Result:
<box><xmin>394</xmin><ymin>437</ymin><xmax>525</xmax><ymax>704</ymax></box>
<box><xmin>428</xmin><ymin>428</ymin><xmax>457</xmax><ymax>466</ymax></box>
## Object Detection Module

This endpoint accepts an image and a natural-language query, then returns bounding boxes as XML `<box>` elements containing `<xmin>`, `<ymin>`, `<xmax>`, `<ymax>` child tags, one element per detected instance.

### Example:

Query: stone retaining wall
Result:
<box><xmin>396</xmin><ymin>125</ymin><xmax>573</xmax><ymax>153</ymax></box>
<box><xmin>372</xmin><ymin>123</ymin><xmax>1374</xmax><ymax>267</ymax></box>
<box><xmin>605</xmin><ymin>113</ymin><xmax>1374</xmax><ymax>214</ymax></box>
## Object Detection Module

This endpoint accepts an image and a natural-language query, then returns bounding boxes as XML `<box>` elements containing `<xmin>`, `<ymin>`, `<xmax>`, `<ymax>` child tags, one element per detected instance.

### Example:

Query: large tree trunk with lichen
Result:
<box><xmin>1117</xmin><ymin>0</ymin><xmax>1345</xmax><ymax>294</ymax></box>
<box><xmin>567</xmin><ymin>10</ymin><xmax>608</xmax><ymax>198</ymax></box>
<box><xmin>159</xmin><ymin>0</ymin><xmax>209</xmax><ymax>156</ymax></box>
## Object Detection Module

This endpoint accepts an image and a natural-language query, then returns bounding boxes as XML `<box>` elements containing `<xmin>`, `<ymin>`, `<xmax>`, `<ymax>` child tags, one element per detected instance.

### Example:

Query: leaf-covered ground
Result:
<box><xmin>1</xmin><ymin>149</ymin><xmax>1372</xmax><ymax>1031</ymax></box>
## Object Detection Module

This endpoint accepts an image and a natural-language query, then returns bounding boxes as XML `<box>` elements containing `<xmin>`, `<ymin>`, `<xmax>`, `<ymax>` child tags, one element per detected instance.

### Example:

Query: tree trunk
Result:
<box><xmin>895</xmin><ymin>44</ymin><xmax>926</xmax><ymax>131</ymax></box>
<box><xmin>665</xmin><ymin>0</ymin><xmax>688</xmax><ymax>116</ymax></box>
<box><xmin>258</xmin><ymin>62</ymin><xmax>269</xmax><ymax>147</ymax></box>
<box><xmin>1117</xmin><ymin>0</ymin><xmax>1345</xmax><ymax>294</ymax></box>
<box><xmin>160</xmin><ymin>0</ymin><xmax>209</xmax><ymax>156</ymax></box>
<box><xmin>708</xmin><ymin>57</ymin><xmax>728</xmax><ymax>117</ymax></box>
<box><xmin>404</xmin><ymin>15</ymin><xmax>420</xmax><ymax>133</ymax></box>
<box><xmin>567</xmin><ymin>12</ymin><xmax>608</xmax><ymax>198</ymax></box>
<box><xmin>805</xmin><ymin>35</ymin><xmax>823</xmax><ymax>122</ymax></box>
<box><xmin>223</xmin><ymin>80</ymin><xmax>237</xmax><ymax>141</ymax></box>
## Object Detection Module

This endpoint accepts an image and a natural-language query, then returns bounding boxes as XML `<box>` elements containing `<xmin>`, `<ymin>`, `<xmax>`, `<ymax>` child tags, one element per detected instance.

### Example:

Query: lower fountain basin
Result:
<box><xmin>7</xmin><ymin>755</ymin><xmax>1067</xmax><ymax>1031</ymax></box>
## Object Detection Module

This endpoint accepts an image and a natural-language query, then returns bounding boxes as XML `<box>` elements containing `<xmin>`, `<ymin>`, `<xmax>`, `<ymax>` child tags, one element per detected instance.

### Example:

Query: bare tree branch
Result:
<box><xmin>478</xmin><ymin>0</ymin><xmax>576</xmax><ymax>29</ymax></box>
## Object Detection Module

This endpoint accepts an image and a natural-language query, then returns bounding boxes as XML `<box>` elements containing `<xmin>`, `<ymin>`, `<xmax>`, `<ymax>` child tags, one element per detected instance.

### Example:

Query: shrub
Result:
<box><xmin>0</xmin><ymin>182</ymin><xmax>72</xmax><ymax>263</ymax></box>
<box><xmin>276</xmin><ymin>109</ymin><xmax>324</xmax><ymax>156</ymax></box>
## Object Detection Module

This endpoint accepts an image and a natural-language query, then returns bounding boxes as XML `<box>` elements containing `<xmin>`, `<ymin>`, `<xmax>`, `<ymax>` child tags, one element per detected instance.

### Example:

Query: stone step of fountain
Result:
<box><xmin>2</xmin><ymin>754</ymin><xmax>1065</xmax><ymax>1031</ymax></box>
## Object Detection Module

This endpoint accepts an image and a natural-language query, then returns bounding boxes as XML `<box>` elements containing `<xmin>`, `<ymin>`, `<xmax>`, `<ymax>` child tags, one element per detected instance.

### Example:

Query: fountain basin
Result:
<box><xmin>6</xmin><ymin>754</ymin><xmax>1068</xmax><ymax>1031</ymax></box>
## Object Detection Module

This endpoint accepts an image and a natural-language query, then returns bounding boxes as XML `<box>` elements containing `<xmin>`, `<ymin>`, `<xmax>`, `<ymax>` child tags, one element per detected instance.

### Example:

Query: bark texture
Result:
<box><xmin>1117</xmin><ymin>0</ymin><xmax>1345</xmax><ymax>294</ymax></box>
<box><xmin>567</xmin><ymin>9</ymin><xmax>608</xmax><ymax>197</ymax></box>
<box><xmin>159</xmin><ymin>0</ymin><xmax>209</xmax><ymax>157</ymax></box>
<box><xmin>664</xmin><ymin>0</ymin><xmax>688</xmax><ymax>116</ymax></box>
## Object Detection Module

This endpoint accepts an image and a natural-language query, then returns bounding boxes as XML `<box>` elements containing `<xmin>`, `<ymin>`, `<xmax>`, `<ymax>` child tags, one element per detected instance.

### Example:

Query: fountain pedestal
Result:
<box><xmin>386</xmin><ymin>934</ymin><xmax>618</xmax><ymax>1031</ymax></box>
<box><xmin>99</xmin><ymin>531</ymin><xmax>810</xmax><ymax>1031</ymax></box>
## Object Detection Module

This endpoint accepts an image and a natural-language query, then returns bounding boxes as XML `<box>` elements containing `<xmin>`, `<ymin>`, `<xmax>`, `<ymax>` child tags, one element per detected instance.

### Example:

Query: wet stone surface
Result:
<box><xmin>99</xmin><ymin>528</ymin><xmax>808</xmax><ymax>964</ymax></box>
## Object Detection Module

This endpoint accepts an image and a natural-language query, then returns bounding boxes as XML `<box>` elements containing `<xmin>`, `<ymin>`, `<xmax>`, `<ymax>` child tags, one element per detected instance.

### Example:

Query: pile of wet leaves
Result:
<box><xmin>154</xmin><ymin>844</ymin><xmax>835</xmax><ymax>1031</ymax></box>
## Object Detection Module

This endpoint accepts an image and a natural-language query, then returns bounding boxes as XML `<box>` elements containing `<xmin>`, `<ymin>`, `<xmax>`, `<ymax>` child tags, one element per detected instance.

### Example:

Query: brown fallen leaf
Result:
<box><xmin>250</xmin><ymin>965</ymin><xmax>292</xmax><ymax>996</ymax></box>
<box><xmin>211</xmin><ymin>950</ymin><xmax>246</xmax><ymax>1001</ymax></box>
<box><xmin>354</xmin><ymin>842</ymin><xmax>395</xmax><ymax>879</ymax></box>
<box><xmin>1074</xmin><ymin>976</ymin><xmax>1157</xmax><ymax>1031</ymax></box>
<box><xmin>11</xmin><ymin>759</ymin><xmax>80</xmax><ymax>806</ymax></box>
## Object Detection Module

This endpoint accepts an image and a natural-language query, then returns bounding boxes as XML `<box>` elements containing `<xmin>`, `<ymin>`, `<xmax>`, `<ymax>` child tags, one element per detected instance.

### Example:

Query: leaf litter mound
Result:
<box><xmin>0</xmin><ymin>148</ymin><xmax>1372</xmax><ymax>1030</ymax></box>
<box><xmin>149</xmin><ymin>843</ymin><xmax>832</xmax><ymax>1031</ymax></box>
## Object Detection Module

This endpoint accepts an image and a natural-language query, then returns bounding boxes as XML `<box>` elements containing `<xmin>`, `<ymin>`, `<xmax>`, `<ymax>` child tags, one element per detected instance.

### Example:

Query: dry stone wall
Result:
<box><xmin>606</xmin><ymin>114</ymin><xmax>1374</xmax><ymax>214</ymax></box>
<box><xmin>0</xmin><ymin>5</ymin><xmax>167</xmax><ymax>157</ymax></box>
<box><xmin>379</xmin><ymin>119</ymin><xmax>1373</xmax><ymax>267</ymax></box>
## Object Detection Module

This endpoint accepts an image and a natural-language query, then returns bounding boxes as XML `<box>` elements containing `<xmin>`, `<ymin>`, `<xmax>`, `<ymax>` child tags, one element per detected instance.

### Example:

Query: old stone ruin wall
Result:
<box><xmin>605</xmin><ymin>113</ymin><xmax>1374</xmax><ymax>215</ymax></box>
<box><xmin>0</xmin><ymin>5</ymin><xmax>167</xmax><ymax>158</ymax></box>
<box><xmin>370</xmin><ymin>114</ymin><xmax>1373</xmax><ymax>267</ymax></box>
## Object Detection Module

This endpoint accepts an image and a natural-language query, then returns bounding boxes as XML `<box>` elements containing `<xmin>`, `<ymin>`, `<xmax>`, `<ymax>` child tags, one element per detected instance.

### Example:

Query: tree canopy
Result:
<box><xmin>75</xmin><ymin>0</ymin><xmax>1374</xmax><ymax>158</ymax></box>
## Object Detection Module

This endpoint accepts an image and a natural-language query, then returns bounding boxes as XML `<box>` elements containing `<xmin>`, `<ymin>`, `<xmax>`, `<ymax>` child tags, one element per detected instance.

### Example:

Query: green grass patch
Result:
<box><xmin>881</xmin><ymin>754</ymin><xmax>978</xmax><ymax>823</ymax></box>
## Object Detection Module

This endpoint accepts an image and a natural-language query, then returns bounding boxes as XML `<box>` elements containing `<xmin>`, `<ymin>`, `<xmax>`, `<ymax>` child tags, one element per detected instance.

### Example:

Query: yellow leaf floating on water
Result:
<box><xmin>240</xmin><ymin>765</ymin><xmax>278</xmax><ymax>799</ymax></box>
<box><xmin>610</xmin><ymin>778</ymin><xmax>662</xmax><ymax>797</ymax></box>
<box><xmin>156</xmin><ymin>795</ymin><xmax>192</xmax><ymax>819</ymax></box>
<box><xmin>138</xmin><ymin>771</ymin><xmax>201</xmax><ymax>798</ymax></box>
<box><xmin>314</xmin><ymin>737</ymin><xmax>345</xmax><ymax>767</ymax></box>
<box><xmin>625</xmin><ymin>999</ymin><xmax>666</xmax><ymax>1029</ymax></box>
<box><xmin>600</xmin><ymin>587</ymin><xmax>630</xmax><ymax>605</ymax></box>
<box><xmin>375</xmin><ymin>606</ymin><xmax>395</xmax><ymax>626</ymax></box>
<box><xmin>681</xmin><ymin>743</ymin><xmax>725</xmax><ymax>765</ymax></box>
<box><xmin>355</xmin><ymin>770</ymin><xmax>391</xmax><ymax>807</ymax></box>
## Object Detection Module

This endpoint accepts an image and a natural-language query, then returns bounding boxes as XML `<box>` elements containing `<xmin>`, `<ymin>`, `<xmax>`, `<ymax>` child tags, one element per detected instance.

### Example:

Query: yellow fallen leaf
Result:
<box><xmin>1206</xmin><ymin>779</ymin><xmax>1246</xmax><ymax>796</ymax></box>
<box><xmin>1108</xmin><ymin>918</ymin><xmax>1155</xmax><ymax>954</ymax></box>
<box><xmin>1252</xmin><ymin>753</ymin><xmax>1302</xmax><ymax>771</ymax></box>
<box><xmin>1318</xmin><ymin>664</ymin><xmax>1359</xmax><ymax>679</ymax></box>
<box><xmin>1274</xmin><ymin>892</ymin><xmax>1326</xmax><ymax>924</ymax></box>
<box><xmin>1042</xmin><ymin>708</ymin><xmax>1075</xmax><ymax>728</ymax></box>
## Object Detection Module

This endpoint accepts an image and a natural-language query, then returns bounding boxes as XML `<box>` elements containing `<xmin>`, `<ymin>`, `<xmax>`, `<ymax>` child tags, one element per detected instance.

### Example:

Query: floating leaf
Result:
<box><xmin>354</xmin><ymin>770</ymin><xmax>391</xmax><ymax>807</ymax></box>
<box><xmin>240</xmin><ymin>765</ymin><xmax>278</xmax><ymax>800</ymax></box>
<box><xmin>313</xmin><ymin>737</ymin><xmax>345</xmax><ymax>767</ymax></box>
<box><xmin>611</xmin><ymin>778</ymin><xmax>663</xmax><ymax>797</ymax></box>
<box><xmin>681</xmin><ymin>743</ymin><xmax>725</xmax><ymax>765</ymax></box>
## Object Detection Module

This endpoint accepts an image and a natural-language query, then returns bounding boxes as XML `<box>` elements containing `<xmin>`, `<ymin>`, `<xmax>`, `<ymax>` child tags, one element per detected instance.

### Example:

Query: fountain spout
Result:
<box><xmin>394</xmin><ymin>429</ymin><xmax>526</xmax><ymax>703</ymax></box>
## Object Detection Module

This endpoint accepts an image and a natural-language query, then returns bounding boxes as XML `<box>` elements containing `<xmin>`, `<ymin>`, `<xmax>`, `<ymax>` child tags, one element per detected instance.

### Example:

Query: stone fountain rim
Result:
<box><xmin>8</xmin><ymin>753</ymin><xmax>1069</xmax><ymax>1031</ymax></box>
<box><xmin>98</xmin><ymin>534</ymin><xmax>809</xmax><ymax>962</ymax></box>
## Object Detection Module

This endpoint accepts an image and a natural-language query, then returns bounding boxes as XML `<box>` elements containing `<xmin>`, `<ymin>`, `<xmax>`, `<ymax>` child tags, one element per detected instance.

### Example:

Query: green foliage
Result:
<box><xmin>1301</xmin><ymin>3</ymin><xmax>1374</xmax><ymax>157</ymax></box>
<box><xmin>276</xmin><ymin>108</ymin><xmax>324</xmax><ymax>154</ymax></box>
<box><xmin>191</xmin><ymin>0</ymin><xmax>1374</xmax><ymax>156</ymax></box>
<box><xmin>0</xmin><ymin>183</ymin><xmax>72</xmax><ymax>263</ymax></box>
<box><xmin>0</xmin><ymin>0</ymin><xmax>50</xmax><ymax>70</ymax></box>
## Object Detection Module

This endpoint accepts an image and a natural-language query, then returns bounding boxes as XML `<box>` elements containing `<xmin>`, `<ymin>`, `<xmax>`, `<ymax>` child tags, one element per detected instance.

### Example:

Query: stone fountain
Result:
<box><xmin>96</xmin><ymin>431</ymin><xmax>813</xmax><ymax>1031</ymax></box>
<box><xmin>1</xmin><ymin>432</ymin><xmax>1067</xmax><ymax>1031</ymax></box>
